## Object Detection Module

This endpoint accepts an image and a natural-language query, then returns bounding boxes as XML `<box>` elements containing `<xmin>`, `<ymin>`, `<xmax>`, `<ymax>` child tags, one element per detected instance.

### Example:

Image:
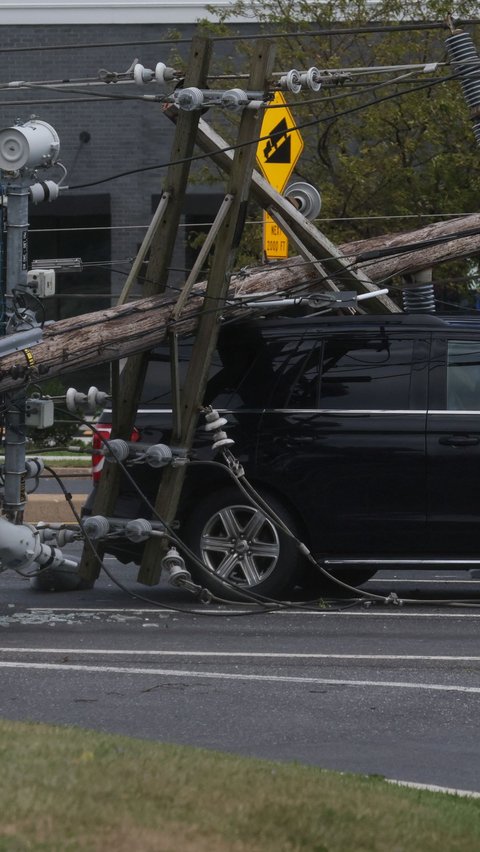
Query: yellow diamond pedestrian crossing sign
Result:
<box><xmin>256</xmin><ymin>91</ymin><xmax>304</xmax><ymax>258</ymax></box>
<box><xmin>256</xmin><ymin>90</ymin><xmax>304</xmax><ymax>193</ymax></box>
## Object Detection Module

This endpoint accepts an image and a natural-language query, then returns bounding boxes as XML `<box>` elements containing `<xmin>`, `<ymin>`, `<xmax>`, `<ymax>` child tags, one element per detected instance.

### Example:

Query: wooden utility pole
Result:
<box><xmin>138</xmin><ymin>39</ymin><xmax>276</xmax><ymax>584</ymax></box>
<box><xmin>78</xmin><ymin>35</ymin><xmax>212</xmax><ymax>585</ymax></box>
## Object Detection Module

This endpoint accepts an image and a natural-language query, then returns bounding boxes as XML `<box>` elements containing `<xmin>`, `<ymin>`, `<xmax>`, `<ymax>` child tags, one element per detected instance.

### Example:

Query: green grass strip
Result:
<box><xmin>0</xmin><ymin>719</ymin><xmax>479</xmax><ymax>851</ymax></box>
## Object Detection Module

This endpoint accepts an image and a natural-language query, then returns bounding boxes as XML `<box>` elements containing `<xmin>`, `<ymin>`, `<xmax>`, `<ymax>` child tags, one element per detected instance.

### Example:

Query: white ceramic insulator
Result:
<box><xmin>87</xmin><ymin>386</ymin><xmax>108</xmax><ymax>413</ymax></box>
<box><xmin>154</xmin><ymin>62</ymin><xmax>175</xmax><ymax>87</ymax></box>
<box><xmin>282</xmin><ymin>69</ymin><xmax>302</xmax><ymax>93</ymax></box>
<box><xmin>204</xmin><ymin>416</ymin><xmax>228</xmax><ymax>432</ymax></box>
<box><xmin>65</xmin><ymin>387</ymin><xmax>87</xmax><ymax>413</ymax></box>
<box><xmin>302</xmin><ymin>67</ymin><xmax>322</xmax><ymax>91</ymax></box>
<box><xmin>154</xmin><ymin>62</ymin><xmax>167</xmax><ymax>86</ymax></box>
<box><xmin>211</xmin><ymin>432</ymin><xmax>235</xmax><ymax>450</ymax></box>
<box><xmin>133</xmin><ymin>63</ymin><xmax>154</xmax><ymax>85</ymax></box>
<box><xmin>29</xmin><ymin>179</ymin><xmax>60</xmax><ymax>204</ymax></box>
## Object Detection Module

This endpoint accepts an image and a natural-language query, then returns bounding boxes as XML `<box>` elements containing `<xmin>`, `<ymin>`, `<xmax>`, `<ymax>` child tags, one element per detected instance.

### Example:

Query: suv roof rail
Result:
<box><xmin>254</xmin><ymin>312</ymin><xmax>450</xmax><ymax>328</ymax></box>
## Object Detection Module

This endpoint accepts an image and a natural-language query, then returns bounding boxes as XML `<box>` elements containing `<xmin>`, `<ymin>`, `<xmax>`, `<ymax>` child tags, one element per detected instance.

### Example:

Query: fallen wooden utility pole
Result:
<box><xmin>0</xmin><ymin>214</ymin><xmax>480</xmax><ymax>396</ymax></box>
<box><xmin>338</xmin><ymin>214</ymin><xmax>480</xmax><ymax>282</ymax></box>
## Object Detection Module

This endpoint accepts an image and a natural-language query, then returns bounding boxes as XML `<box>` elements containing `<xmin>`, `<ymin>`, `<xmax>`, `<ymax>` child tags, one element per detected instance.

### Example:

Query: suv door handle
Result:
<box><xmin>439</xmin><ymin>435</ymin><xmax>480</xmax><ymax>447</ymax></box>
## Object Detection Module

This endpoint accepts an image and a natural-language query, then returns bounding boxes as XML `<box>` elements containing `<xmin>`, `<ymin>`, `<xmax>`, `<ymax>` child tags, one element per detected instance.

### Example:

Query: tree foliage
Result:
<box><xmin>206</xmin><ymin>0</ymin><xmax>480</xmax><ymax>253</ymax></box>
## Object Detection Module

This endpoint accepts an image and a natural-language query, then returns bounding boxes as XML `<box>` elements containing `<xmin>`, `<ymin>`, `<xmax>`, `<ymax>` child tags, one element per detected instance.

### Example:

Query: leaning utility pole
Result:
<box><xmin>78</xmin><ymin>35</ymin><xmax>212</xmax><ymax>584</ymax></box>
<box><xmin>138</xmin><ymin>38</ymin><xmax>276</xmax><ymax>584</ymax></box>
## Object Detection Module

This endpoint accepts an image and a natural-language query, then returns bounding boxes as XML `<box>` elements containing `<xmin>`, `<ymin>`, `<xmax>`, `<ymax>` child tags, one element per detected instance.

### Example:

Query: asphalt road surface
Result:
<box><xmin>1</xmin><ymin>550</ymin><xmax>480</xmax><ymax>795</ymax></box>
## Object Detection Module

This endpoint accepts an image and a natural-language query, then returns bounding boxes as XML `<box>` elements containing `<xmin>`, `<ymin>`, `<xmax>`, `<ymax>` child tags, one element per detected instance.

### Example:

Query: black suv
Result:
<box><xmin>86</xmin><ymin>312</ymin><xmax>480</xmax><ymax>597</ymax></box>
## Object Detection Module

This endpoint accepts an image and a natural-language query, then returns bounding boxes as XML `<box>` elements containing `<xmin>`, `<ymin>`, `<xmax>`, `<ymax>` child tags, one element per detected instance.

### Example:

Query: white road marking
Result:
<box><xmin>24</xmin><ymin>607</ymin><xmax>480</xmax><ymax>618</ymax></box>
<box><xmin>386</xmin><ymin>779</ymin><xmax>480</xmax><ymax>798</ymax></box>
<box><xmin>1</xmin><ymin>660</ymin><xmax>480</xmax><ymax>694</ymax></box>
<box><xmin>1</xmin><ymin>648</ymin><xmax>480</xmax><ymax>662</ymax></box>
<box><xmin>369</xmin><ymin>578</ymin><xmax>480</xmax><ymax>584</ymax></box>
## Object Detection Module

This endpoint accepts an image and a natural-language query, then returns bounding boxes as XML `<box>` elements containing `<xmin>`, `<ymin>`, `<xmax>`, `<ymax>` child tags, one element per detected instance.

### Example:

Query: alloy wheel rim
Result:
<box><xmin>200</xmin><ymin>504</ymin><xmax>280</xmax><ymax>587</ymax></box>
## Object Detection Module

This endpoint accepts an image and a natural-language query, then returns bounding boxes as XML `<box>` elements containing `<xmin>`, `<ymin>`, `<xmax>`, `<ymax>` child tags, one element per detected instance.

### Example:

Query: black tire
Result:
<box><xmin>182</xmin><ymin>486</ymin><xmax>302</xmax><ymax>600</ymax></box>
<box><xmin>299</xmin><ymin>566</ymin><xmax>377</xmax><ymax>598</ymax></box>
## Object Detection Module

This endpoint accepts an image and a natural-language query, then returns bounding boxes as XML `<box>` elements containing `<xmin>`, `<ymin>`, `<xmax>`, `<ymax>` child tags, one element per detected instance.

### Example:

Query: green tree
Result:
<box><xmin>203</xmin><ymin>1</ymin><xmax>480</xmax><ymax>301</ymax></box>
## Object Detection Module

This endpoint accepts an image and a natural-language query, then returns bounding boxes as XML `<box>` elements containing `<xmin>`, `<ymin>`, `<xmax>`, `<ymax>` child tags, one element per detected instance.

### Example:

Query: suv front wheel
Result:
<box><xmin>182</xmin><ymin>486</ymin><xmax>301</xmax><ymax>600</ymax></box>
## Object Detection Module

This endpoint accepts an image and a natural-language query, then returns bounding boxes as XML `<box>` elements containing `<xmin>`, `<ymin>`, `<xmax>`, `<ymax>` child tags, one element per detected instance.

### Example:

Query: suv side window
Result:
<box><xmin>319</xmin><ymin>337</ymin><xmax>414</xmax><ymax>410</ymax></box>
<box><xmin>265</xmin><ymin>336</ymin><xmax>321</xmax><ymax>408</ymax></box>
<box><xmin>141</xmin><ymin>339</ymin><xmax>230</xmax><ymax>407</ymax></box>
<box><xmin>447</xmin><ymin>340</ymin><xmax>480</xmax><ymax>410</ymax></box>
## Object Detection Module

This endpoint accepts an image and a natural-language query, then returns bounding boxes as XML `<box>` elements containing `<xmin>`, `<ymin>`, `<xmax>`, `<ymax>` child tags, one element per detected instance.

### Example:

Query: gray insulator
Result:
<box><xmin>402</xmin><ymin>285</ymin><xmax>436</xmax><ymax>313</ymax></box>
<box><xmin>284</xmin><ymin>181</ymin><xmax>322</xmax><ymax>221</ymax></box>
<box><xmin>25</xmin><ymin>457</ymin><xmax>44</xmax><ymax>479</ymax></box>
<box><xmin>174</xmin><ymin>87</ymin><xmax>204</xmax><ymax>111</ymax></box>
<box><xmin>56</xmin><ymin>529</ymin><xmax>80</xmax><ymax>546</ymax></box>
<box><xmin>104</xmin><ymin>438</ymin><xmax>130</xmax><ymax>463</ymax></box>
<box><xmin>82</xmin><ymin>515</ymin><xmax>110</xmax><ymax>540</ymax></box>
<box><xmin>144</xmin><ymin>443</ymin><xmax>173</xmax><ymax>468</ymax></box>
<box><xmin>125</xmin><ymin>518</ymin><xmax>153</xmax><ymax>543</ymax></box>
<box><xmin>445</xmin><ymin>31</ymin><xmax>480</xmax><ymax>146</ymax></box>
<box><xmin>221</xmin><ymin>88</ymin><xmax>248</xmax><ymax>111</ymax></box>
<box><xmin>161</xmin><ymin>546</ymin><xmax>191</xmax><ymax>586</ymax></box>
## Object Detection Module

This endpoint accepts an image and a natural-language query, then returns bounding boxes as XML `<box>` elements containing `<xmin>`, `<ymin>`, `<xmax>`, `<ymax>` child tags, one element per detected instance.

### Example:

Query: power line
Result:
<box><xmin>68</xmin><ymin>71</ymin><xmax>456</xmax><ymax>190</ymax></box>
<box><xmin>0</xmin><ymin>36</ymin><xmax>194</xmax><ymax>54</ymax></box>
<box><xmin>0</xmin><ymin>97</ymin><xmax>124</xmax><ymax>107</ymax></box>
<box><xmin>27</xmin><ymin>213</ymin><xmax>474</xmax><ymax>236</ymax></box>
<box><xmin>0</xmin><ymin>62</ymin><xmax>447</xmax><ymax>111</ymax></box>
<box><xmin>1</xmin><ymin>81</ymin><xmax>158</xmax><ymax>105</ymax></box>
<box><xmin>0</xmin><ymin>19</ymin><xmax>479</xmax><ymax>55</ymax></box>
<box><xmin>0</xmin><ymin>60</ymin><xmax>448</xmax><ymax>91</ymax></box>
<box><xmin>0</xmin><ymin>74</ymin><xmax>443</xmax><ymax>113</ymax></box>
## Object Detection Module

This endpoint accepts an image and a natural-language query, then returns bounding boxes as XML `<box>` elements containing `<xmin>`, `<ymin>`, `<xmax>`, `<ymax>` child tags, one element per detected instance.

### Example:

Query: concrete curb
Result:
<box><xmin>24</xmin><ymin>494</ymin><xmax>89</xmax><ymax>523</ymax></box>
<box><xmin>23</xmin><ymin>471</ymin><xmax>91</xmax><ymax>523</ymax></box>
